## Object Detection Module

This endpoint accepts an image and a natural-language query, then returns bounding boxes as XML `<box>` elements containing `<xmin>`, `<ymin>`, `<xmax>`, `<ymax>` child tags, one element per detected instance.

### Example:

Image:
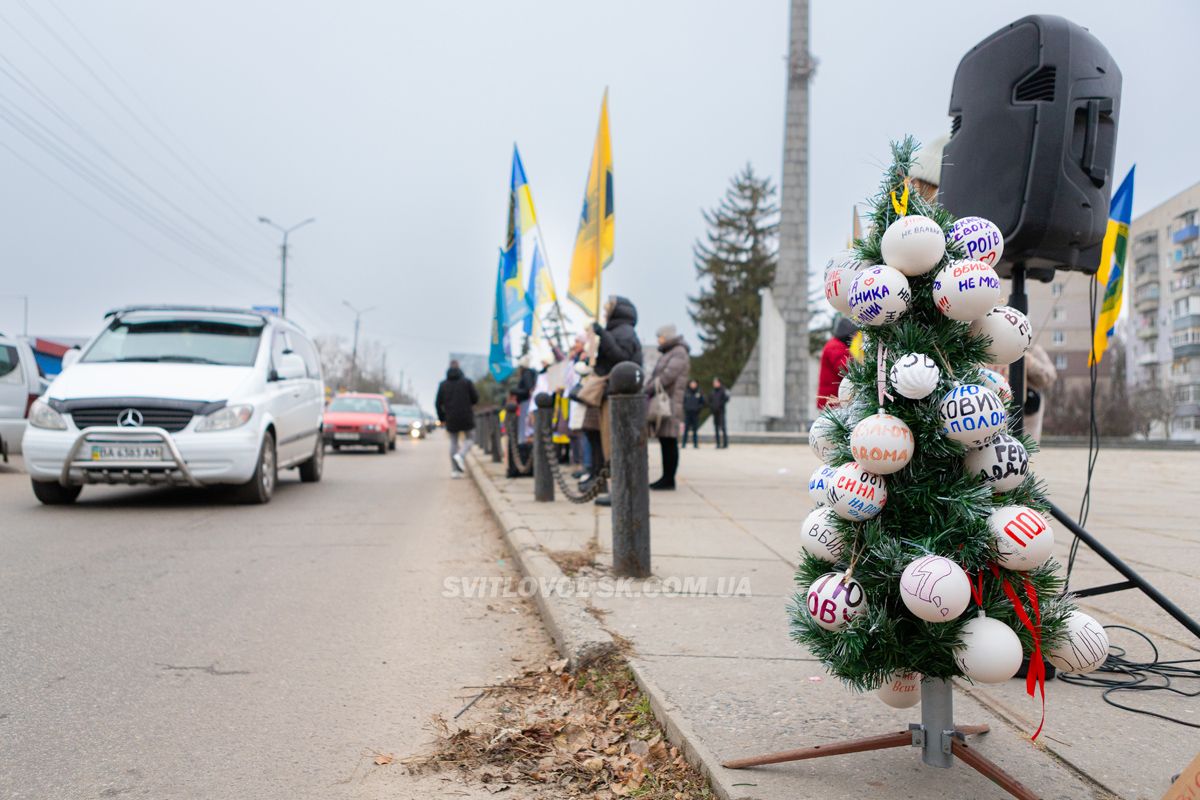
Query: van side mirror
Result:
<box><xmin>273</xmin><ymin>353</ymin><xmax>306</xmax><ymax>381</ymax></box>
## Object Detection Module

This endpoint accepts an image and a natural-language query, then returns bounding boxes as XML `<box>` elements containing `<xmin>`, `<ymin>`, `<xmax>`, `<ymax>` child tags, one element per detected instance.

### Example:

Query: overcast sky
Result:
<box><xmin>0</xmin><ymin>0</ymin><xmax>1194</xmax><ymax>404</ymax></box>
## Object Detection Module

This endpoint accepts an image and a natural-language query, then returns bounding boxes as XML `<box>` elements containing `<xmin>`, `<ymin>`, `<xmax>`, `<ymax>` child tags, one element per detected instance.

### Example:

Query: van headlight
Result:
<box><xmin>28</xmin><ymin>399</ymin><xmax>67</xmax><ymax>430</ymax></box>
<box><xmin>195</xmin><ymin>404</ymin><xmax>254</xmax><ymax>432</ymax></box>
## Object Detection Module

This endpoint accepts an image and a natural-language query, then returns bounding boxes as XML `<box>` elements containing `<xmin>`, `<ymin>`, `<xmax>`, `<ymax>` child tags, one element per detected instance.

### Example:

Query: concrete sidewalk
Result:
<box><xmin>468</xmin><ymin>442</ymin><xmax>1200</xmax><ymax>800</ymax></box>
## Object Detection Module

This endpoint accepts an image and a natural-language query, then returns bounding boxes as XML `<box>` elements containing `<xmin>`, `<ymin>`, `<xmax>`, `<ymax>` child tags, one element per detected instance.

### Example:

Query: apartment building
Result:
<box><xmin>1023</xmin><ymin>271</ymin><xmax>1104</xmax><ymax>393</ymax></box>
<box><xmin>1125</xmin><ymin>179</ymin><xmax>1200</xmax><ymax>440</ymax></box>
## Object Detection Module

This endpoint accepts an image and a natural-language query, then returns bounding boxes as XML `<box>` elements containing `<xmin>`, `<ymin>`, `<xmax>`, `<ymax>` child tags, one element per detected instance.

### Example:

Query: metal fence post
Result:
<box><xmin>607</xmin><ymin>361</ymin><xmax>650</xmax><ymax>578</ymax></box>
<box><xmin>533</xmin><ymin>393</ymin><xmax>555</xmax><ymax>502</ymax></box>
<box><xmin>490</xmin><ymin>408</ymin><xmax>502</xmax><ymax>463</ymax></box>
<box><xmin>476</xmin><ymin>411</ymin><xmax>488</xmax><ymax>454</ymax></box>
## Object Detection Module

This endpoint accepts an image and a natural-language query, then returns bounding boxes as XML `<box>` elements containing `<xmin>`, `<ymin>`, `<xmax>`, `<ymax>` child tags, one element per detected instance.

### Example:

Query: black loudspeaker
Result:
<box><xmin>939</xmin><ymin>15</ymin><xmax>1122</xmax><ymax>278</ymax></box>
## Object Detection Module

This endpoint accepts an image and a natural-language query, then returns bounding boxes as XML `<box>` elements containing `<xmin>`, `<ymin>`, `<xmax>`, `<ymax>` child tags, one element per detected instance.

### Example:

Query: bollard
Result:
<box><xmin>476</xmin><ymin>412</ymin><xmax>488</xmax><ymax>454</ymax></box>
<box><xmin>607</xmin><ymin>361</ymin><xmax>650</xmax><ymax>578</ymax></box>
<box><xmin>533</xmin><ymin>393</ymin><xmax>555</xmax><ymax>502</ymax></box>
<box><xmin>490</xmin><ymin>408</ymin><xmax>502</xmax><ymax>463</ymax></box>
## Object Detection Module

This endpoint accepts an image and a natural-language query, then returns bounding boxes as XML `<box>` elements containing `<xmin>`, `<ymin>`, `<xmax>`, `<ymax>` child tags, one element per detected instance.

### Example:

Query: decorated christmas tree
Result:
<box><xmin>791</xmin><ymin>138</ymin><xmax>1111</xmax><ymax>731</ymax></box>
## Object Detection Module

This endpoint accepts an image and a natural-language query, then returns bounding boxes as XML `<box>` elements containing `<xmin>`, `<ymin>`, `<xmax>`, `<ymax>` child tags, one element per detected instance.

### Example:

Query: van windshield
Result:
<box><xmin>82</xmin><ymin>318</ymin><xmax>264</xmax><ymax>367</ymax></box>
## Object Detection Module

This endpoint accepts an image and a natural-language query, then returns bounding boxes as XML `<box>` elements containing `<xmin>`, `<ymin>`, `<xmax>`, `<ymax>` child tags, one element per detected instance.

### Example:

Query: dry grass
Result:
<box><xmin>546</xmin><ymin>538</ymin><xmax>601</xmax><ymax>578</ymax></box>
<box><xmin>404</xmin><ymin>654</ymin><xmax>711</xmax><ymax>799</ymax></box>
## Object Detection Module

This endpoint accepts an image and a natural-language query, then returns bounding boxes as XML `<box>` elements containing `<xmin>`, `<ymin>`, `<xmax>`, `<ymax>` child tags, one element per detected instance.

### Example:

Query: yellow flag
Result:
<box><xmin>568</xmin><ymin>90</ymin><xmax>614</xmax><ymax>318</ymax></box>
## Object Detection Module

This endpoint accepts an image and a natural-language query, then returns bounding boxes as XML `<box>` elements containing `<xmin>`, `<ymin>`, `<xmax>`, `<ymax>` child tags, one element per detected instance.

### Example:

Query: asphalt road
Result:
<box><xmin>0</xmin><ymin>434</ymin><xmax>549</xmax><ymax>799</ymax></box>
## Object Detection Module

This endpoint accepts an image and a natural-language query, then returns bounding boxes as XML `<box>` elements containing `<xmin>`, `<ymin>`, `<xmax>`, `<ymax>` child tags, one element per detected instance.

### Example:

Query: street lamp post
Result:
<box><xmin>343</xmin><ymin>301</ymin><xmax>376</xmax><ymax>390</ymax></box>
<box><xmin>258</xmin><ymin>216</ymin><xmax>316</xmax><ymax>317</ymax></box>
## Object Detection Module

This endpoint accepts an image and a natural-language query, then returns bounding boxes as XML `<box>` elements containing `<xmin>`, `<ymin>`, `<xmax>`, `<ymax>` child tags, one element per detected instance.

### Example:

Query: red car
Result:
<box><xmin>323</xmin><ymin>393</ymin><xmax>396</xmax><ymax>453</ymax></box>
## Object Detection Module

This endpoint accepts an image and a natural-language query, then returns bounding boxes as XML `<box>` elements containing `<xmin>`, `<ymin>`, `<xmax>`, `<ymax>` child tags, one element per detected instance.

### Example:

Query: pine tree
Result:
<box><xmin>791</xmin><ymin>139</ymin><xmax>1074</xmax><ymax>694</ymax></box>
<box><xmin>688</xmin><ymin>164</ymin><xmax>779</xmax><ymax>388</ymax></box>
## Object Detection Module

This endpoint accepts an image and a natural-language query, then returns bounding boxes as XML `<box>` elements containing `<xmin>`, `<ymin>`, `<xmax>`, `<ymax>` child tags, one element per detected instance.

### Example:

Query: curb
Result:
<box><xmin>466</xmin><ymin>451</ymin><xmax>615</xmax><ymax>671</ymax></box>
<box><xmin>466</xmin><ymin>450</ymin><xmax>752</xmax><ymax>800</ymax></box>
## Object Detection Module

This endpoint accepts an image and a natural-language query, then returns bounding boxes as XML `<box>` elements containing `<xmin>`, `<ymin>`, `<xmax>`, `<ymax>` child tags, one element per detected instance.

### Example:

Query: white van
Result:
<box><xmin>23</xmin><ymin>306</ymin><xmax>325</xmax><ymax>505</ymax></box>
<box><xmin>0</xmin><ymin>333</ymin><xmax>47</xmax><ymax>457</ymax></box>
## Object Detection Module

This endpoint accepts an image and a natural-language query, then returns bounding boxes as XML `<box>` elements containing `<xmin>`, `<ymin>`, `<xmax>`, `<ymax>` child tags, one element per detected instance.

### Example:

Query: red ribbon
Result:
<box><xmin>967</xmin><ymin>568</ymin><xmax>985</xmax><ymax>609</ymax></box>
<box><xmin>989</xmin><ymin>563</ymin><xmax>1046</xmax><ymax>740</ymax></box>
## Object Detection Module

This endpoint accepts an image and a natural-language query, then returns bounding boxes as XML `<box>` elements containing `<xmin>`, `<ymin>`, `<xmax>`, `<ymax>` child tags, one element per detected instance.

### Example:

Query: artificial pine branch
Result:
<box><xmin>792</xmin><ymin>138</ymin><xmax>1074</xmax><ymax>692</ymax></box>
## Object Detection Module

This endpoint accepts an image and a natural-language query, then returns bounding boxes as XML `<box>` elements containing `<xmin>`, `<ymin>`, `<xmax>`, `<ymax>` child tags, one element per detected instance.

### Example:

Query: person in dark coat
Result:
<box><xmin>507</xmin><ymin>354</ymin><xmax>538</xmax><ymax>478</ymax></box>
<box><xmin>581</xmin><ymin>296</ymin><xmax>641</xmax><ymax>499</ymax></box>
<box><xmin>682</xmin><ymin>379</ymin><xmax>706</xmax><ymax>449</ymax></box>
<box><xmin>435</xmin><ymin>360</ymin><xmax>479</xmax><ymax>477</ymax></box>
<box><xmin>817</xmin><ymin>317</ymin><xmax>857</xmax><ymax>410</ymax></box>
<box><xmin>710</xmin><ymin>377</ymin><xmax>730</xmax><ymax>448</ymax></box>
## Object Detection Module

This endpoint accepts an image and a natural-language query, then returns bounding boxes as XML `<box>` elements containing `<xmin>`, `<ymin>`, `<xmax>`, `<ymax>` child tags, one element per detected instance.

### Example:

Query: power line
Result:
<box><xmin>0</xmin><ymin>5</ymin><xmax>272</xmax><ymax>272</ymax></box>
<box><xmin>38</xmin><ymin>0</ymin><xmax>275</xmax><ymax>246</ymax></box>
<box><xmin>0</xmin><ymin>94</ymin><xmax>272</xmax><ymax>290</ymax></box>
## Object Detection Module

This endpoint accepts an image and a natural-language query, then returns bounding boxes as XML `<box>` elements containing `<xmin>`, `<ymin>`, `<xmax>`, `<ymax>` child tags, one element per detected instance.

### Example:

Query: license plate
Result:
<box><xmin>90</xmin><ymin>444</ymin><xmax>165</xmax><ymax>462</ymax></box>
<box><xmin>334</xmin><ymin>432</ymin><xmax>360</xmax><ymax>441</ymax></box>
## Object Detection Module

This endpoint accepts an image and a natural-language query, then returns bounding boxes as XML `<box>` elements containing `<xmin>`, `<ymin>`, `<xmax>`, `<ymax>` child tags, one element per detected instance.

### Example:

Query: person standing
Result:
<box><xmin>435</xmin><ymin>360</ymin><xmax>479</xmax><ymax>478</ymax></box>
<box><xmin>581</xmin><ymin>296</ymin><xmax>642</xmax><ymax>498</ymax></box>
<box><xmin>682</xmin><ymin>379</ymin><xmax>706</xmax><ymax>449</ymax></box>
<box><xmin>648</xmin><ymin>325</ymin><xmax>690</xmax><ymax>490</ymax></box>
<box><xmin>817</xmin><ymin>317</ymin><xmax>857</xmax><ymax>410</ymax></box>
<box><xmin>710</xmin><ymin>377</ymin><xmax>730</xmax><ymax>449</ymax></box>
<box><xmin>507</xmin><ymin>354</ymin><xmax>537</xmax><ymax>478</ymax></box>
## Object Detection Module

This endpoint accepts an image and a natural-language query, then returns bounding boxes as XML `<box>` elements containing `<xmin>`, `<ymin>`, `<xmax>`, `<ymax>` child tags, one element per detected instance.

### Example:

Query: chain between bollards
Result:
<box><xmin>533</xmin><ymin>393</ymin><xmax>555</xmax><ymax>502</ymax></box>
<box><xmin>607</xmin><ymin>361</ymin><xmax>650</xmax><ymax>578</ymax></box>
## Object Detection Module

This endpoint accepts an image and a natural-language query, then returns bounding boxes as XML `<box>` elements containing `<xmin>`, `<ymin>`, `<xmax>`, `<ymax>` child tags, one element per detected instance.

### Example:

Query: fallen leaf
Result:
<box><xmin>373</xmin><ymin>753</ymin><xmax>394</xmax><ymax>766</ymax></box>
<box><xmin>581</xmin><ymin>756</ymin><xmax>605</xmax><ymax>773</ymax></box>
<box><xmin>548</xmin><ymin>658</ymin><xmax>568</xmax><ymax>674</ymax></box>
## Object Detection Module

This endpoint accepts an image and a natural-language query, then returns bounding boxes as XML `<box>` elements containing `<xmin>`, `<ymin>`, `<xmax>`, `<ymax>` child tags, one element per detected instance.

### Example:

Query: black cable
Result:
<box><xmin>1058</xmin><ymin>625</ymin><xmax>1200</xmax><ymax>729</ymax></box>
<box><xmin>1065</xmin><ymin>275</ymin><xmax>1101</xmax><ymax>588</ymax></box>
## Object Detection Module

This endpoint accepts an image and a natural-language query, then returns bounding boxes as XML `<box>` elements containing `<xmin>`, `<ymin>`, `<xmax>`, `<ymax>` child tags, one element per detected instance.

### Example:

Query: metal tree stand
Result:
<box><xmin>722</xmin><ymin>678</ymin><xmax>1037</xmax><ymax>800</ymax></box>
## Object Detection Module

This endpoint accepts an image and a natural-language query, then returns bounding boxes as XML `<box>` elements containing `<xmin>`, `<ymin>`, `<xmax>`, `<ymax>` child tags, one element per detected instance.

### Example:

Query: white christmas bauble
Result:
<box><xmin>825</xmin><ymin>461</ymin><xmax>888</xmax><ymax>521</ymax></box>
<box><xmin>979</xmin><ymin>368</ymin><xmax>1013</xmax><ymax>403</ymax></box>
<box><xmin>806</xmin><ymin>571</ymin><xmax>867</xmax><ymax>631</ymax></box>
<box><xmin>823</xmin><ymin>251</ymin><xmax>865</xmax><ymax>316</ymax></box>
<box><xmin>880</xmin><ymin>215</ymin><xmax>946</xmax><ymax>276</ymax></box>
<box><xmin>954</xmin><ymin>615</ymin><xmax>1024</xmax><ymax>684</ymax></box>
<box><xmin>808</xmin><ymin>464</ymin><xmax>837</xmax><ymax>505</ymax></box>
<box><xmin>837</xmin><ymin>376</ymin><xmax>855</xmax><ymax>405</ymax></box>
<box><xmin>989</xmin><ymin>505</ymin><xmax>1054</xmax><ymax>571</ymax></box>
<box><xmin>899</xmin><ymin>555</ymin><xmax>972</xmax><ymax>623</ymax></box>
<box><xmin>800</xmin><ymin>507</ymin><xmax>845</xmax><ymax>562</ymax></box>
<box><xmin>965</xmin><ymin>434</ymin><xmax>1028</xmax><ymax>493</ymax></box>
<box><xmin>939</xmin><ymin>384</ymin><xmax>1007</xmax><ymax>448</ymax></box>
<box><xmin>947</xmin><ymin>216</ymin><xmax>1004</xmax><ymax>267</ymax></box>
<box><xmin>932</xmin><ymin>260</ymin><xmax>1002</xmax><ymax>322</ymax></box>
<box><xmin>849</xmin><ymin>412</ymin><xmax>914</xmax><ymax>475</ymax></box>
<box><xmin>970</xmin><ymin>306</ymin><xmax>1033</xmax><ymax>364</ymax></box>
<box><xmin>1047</xmin><ymin>611</ymin><xmax>1109</xmax><ymax>675</ymax></box>
<box><xmin>809</xmin><ymin>416</ymin><xmax>840</xmax><ymax>464</ymax></box>
<box><xmin>878</xmin><ymin>672</ymin><xmax>922</xmax><ymax>709</ymax></box>
<box><xmin>848</xmin><ymin>265</ymin><xmax>912</xmax><ymax>327</ymax></box>
<box><xmin>889</xmin><ymin>353</ymin><xmax>940</xmax><ymax>400</ymax></box>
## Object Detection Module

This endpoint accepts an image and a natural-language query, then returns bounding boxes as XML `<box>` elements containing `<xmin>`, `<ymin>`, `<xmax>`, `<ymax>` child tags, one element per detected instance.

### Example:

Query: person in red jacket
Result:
<box><xmin>817</xmin><ymin>317</ymin><xmax>858</xmax><ymax>410</ymax></box>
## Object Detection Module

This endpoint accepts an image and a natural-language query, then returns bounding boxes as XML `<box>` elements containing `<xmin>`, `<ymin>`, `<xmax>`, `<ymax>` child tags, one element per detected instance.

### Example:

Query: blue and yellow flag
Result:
<box><xmin>1090</xmin><ymin>166</ymin><xmax>1135</xmax><ymax>366</ymax></box>
<box><xmin>568</xmin><ymin>90</ymin><xmax>614</xmax><ymax>319</ymax></box>
<box><xmin>489</xmin><ymin>249</ymin><xmax>514</xmax><ymax>381</ymax></box>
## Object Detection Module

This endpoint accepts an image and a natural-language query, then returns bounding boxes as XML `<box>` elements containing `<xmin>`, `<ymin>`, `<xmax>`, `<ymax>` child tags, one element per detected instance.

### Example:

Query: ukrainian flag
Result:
<box><xmin>1090</xmin><ymin>166</ymin><xmax>1135</xmax><ymax>366</ymax></box>
<box><xmin>568</xmin><ymin>90</ymin><xmax>614</xmax><ymax>319</ymax></box>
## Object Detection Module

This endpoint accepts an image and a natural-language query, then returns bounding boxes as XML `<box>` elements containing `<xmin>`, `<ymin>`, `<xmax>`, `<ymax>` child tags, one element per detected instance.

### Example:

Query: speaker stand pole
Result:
<box><xmin>721</xmin><ymin>679</ymin><xmax>1037</xmax><ymax>799</ymax></box>
<box><xmin>1008</xmin><ymin>262</ymin><xmax>1027</xmax><ymax>437</ymax></box>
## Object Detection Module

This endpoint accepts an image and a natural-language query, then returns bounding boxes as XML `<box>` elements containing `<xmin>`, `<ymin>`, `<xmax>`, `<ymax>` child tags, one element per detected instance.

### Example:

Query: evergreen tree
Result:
<box><xmin>791</xmin><ymin>139</ymin><xmax>1075</xmax><ymax>695</ymax></box>
<box><xmin>688</xmin><ymin>164</ymin><xmax>779</xmax><ymax>389</ymax></box>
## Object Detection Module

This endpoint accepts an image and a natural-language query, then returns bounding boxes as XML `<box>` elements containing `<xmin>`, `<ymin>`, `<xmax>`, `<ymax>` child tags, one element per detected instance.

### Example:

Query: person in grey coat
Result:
<box><xmin>647</xmin><ymin>324</ymin><xmax>690</xmax><ymax>490</ymax></box>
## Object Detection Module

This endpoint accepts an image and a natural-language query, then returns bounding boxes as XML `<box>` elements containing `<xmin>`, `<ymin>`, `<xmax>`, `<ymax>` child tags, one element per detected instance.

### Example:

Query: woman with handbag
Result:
<box><xmin>647</xmin><ymin>324</ymin><xmax>690</xmax><ymax>491</ymax></box>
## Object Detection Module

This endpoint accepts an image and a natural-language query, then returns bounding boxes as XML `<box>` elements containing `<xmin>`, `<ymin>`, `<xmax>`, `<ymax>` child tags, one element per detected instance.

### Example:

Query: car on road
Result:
<box><xmin>23</xmin><ymin>306</ymin><xmax>325</xmax><ymax>505</ymax></box>
<box><xmin>0</xmin><ymin>332</ymin><xmax>48</xmax><ymax>458</ymax></box>
<box><xmin>390</xmin><ymin>403</ymin><xmax>427</xmax><ymax>439</ymax></box>
<box><xmin>324</xmin><ymin>393</ymin><xmax>395</xmax><ymax>453</ymax></box>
